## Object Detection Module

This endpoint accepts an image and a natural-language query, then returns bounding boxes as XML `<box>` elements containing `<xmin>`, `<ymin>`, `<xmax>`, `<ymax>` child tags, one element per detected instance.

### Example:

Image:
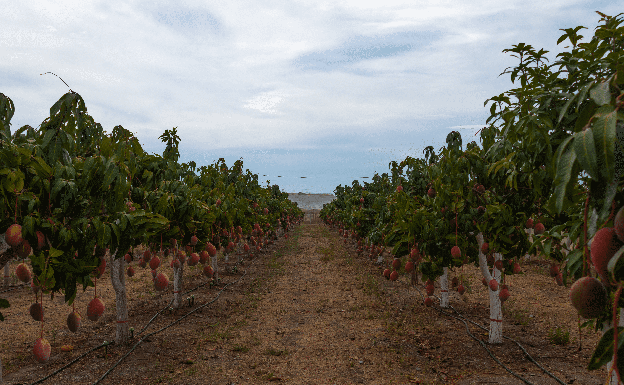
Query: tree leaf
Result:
<box><xmin>592</xmin><ymin>104</ymin><xmax>617</xmax><ymax>181</ymax></box>
<box><xmin>590</xmin><ymin>81</ymin><xmax>612</xmax><ymax>106</ymax></box>
<box><xmin>573</xmin><ymin>129</ymin><xmax>600</xmax><ymax>180</ymax></box>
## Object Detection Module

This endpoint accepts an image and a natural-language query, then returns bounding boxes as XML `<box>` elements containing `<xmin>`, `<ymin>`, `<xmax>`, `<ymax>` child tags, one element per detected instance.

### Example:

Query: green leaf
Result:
<box><xmin>558</xmin><ymin>95</ymin><xmax>577</xmax><ymax>124</ymax></box>
<box><xmin>588</xmin><ymin>327</ymin><xmax>624</xmax><ymax>370</ymax></box>
<box><xmin>616</xmin><ymin>66</ymin><xmax>624</xmax><ymax>85</ymax></box>
<box><xmin>22</xmin><ymin>216</ymin><xmax>35</xmax><ymax>238</ymax></box>
<box><xmin>550</xmin><ymin>136</ymin><xmax>577</xmax><ymax>213</ymax></box>
<box><xmin>566</xmin><ymin>249</ymin><xmax>584</xmax><ymax>277</ymax></box>
<box><xmin>577</xmin><ymin>81</ymin><xmax>596</xmax><ymax>111</ymax></box>
<box><xmin>592</xmin><ymin>104</ymin><xmax>618</xmax><ymax>182</ymax></box>
<box><xmin>590</xmin><ymin>82</ymin><xmax>612</xmax><ymax>106</ymax></box>
<box><xmin>41</xmin><ymin>129</ymin><xmax>56</xmax><ymax>148</ymax></box>
<box><xmin>608</xmin><ymin>242</ymin><xmax>624</xmax><ymax>281</ymax></box>
<box><xmin>573</xmin><ymin>129</ymin><xmax>600</xmax><ymax>180</ymax></box>
<box><xmin>574</xmin><ymin>102</ymin><xmax>598</xmax><ymax>132</ymax></box>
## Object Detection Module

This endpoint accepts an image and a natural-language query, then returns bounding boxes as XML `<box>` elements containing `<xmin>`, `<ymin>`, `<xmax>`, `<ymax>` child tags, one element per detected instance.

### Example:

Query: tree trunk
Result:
<box><xmin>440</xmin><ymin>267</ymin><xmax>449</xmax><ymax>308</ymax></box>
<box><xmin>212</xmin><ymin>250</ymin><xmax>219</xmax><ymax>281</ymax></box>
<box><xmin>3</xmin><ymin>263</ymin><xmax>9</xmax><ymax>287</ymax></box>
<box><xmin>524</xmin><ymin>228</ymin><xmax>534</xmax><ymax>261</ymax></box>
<box><xmin>109</xmin><ymin>247</ymin><xmax>130</xmax><ymax>345</ymax></box>
<box><xmin>476</xmin><ymin>232</ymin><xmax>503</xmax><ymax>344</ymax></box>
<box><xmin>172</xmin><ymin>262</ymin><xmax>184</xmax><ymax>309</ymax></box>
<box><xmin>0</xmin><ymin>233</ymin><xmax>13</xmax><ymax>286</ymax></box>
<box><xmin>411</xmin><ymin>264</ymin><xmax>419</xmax><ymax>286</ymax></box>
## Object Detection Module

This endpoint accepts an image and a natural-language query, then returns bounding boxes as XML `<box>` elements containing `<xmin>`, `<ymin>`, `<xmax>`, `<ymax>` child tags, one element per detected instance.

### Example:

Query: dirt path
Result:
<box><xmin>184</xmin><ymin>223</ymin><xmax>607</xmax><ymax>385</ymax></box>
<box><xmin>202</xmin><ymin>222</ymin><xmax>424</xmax><ymax>384</ymax></box>
<box><xmin>1</xmin><ymin>222</ymin><xmax>610</xmax><ymax>384</ymax></box>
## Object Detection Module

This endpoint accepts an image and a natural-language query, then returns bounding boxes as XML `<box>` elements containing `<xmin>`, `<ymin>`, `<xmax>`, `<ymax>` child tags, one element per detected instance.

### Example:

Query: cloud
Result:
<box><xmin>243</xmin><ymin>90</ymin><xmax>290</xmax><ymax>114</ymax></box>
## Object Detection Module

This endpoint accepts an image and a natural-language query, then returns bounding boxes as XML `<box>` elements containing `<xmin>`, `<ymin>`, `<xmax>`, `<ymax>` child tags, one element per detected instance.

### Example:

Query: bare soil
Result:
<box><xmin>0</xmin><ymin>221</ymin><xmax>610</xmax><ymax>384</ymax></box>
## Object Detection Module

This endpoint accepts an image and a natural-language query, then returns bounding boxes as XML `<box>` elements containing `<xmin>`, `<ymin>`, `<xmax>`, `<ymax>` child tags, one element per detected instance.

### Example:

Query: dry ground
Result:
<box><xmin>0</xmin><ymin>221</ymin><xmax>610</xmax><ymax>384</ymax></box>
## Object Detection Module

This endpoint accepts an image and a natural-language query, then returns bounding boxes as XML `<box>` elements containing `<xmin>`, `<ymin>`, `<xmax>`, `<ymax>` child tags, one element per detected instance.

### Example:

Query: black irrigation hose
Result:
<box><xmin>136</xmin><ymin>245</ymin><xmax>259</xmax><ymax>338</ymax></box>
<box><xmin>93</xmin><ymin>246</ymin><xmax>266</xmax><ymax>384</ymax></box>
<box><xmin>408</xmin><ymin>282</ymin><xmax>566</xmax><ymax>385</ymax></box>
<box><xmin>0</xmin><ymin>283</ymin><xmax>28</xmax><ymax>294</ymax></box>
<box><xmin>440</xmin><ymin>300</ymin><xmax>566</xmax><ymax>385</ymax></box>
<box><xmin>18</xmin><ymin>225</ymin><xmax>294</xmax><ymax>385</ymax></box>
<box><xmin>93</xmin><ymin>232</ymin><xmax>292</xmax><ymax>385</ymax></box>
<box><xmin>26</xmin><ymin>342</ymin><xmax>109</xmax><ymax>385</ymax></box>
<box><xmin>337</xmin><ymin>231</ymin><xmax>565</xmax><ymax>385</ymax></box>
<box><xmin>415</xmin><ymin>287</ymin><xmax>536</xmax><ymax>385</ymax></box>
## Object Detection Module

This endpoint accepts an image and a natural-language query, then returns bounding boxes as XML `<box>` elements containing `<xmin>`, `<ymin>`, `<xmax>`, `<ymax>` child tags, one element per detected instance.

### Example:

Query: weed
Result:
<box><xmin>266</xmin><ymin>348</ymin><xmax>288</xmax><ymax>356</ymax></box>
<box><xmin>548</xmin><ymin>326</ymin><xmax>570</xmax><ymax>345</ymax></box>
<box><xmin>507</xmin><ymin>308</ymin><xmax>530</xmax><ymax>326</ymax></box>
<box><xmin>232</xmin><ymin>344</ymin><xmax>249</xmax><ymax>353</ymax></box>
<box><xmin>363</xmin><ymin>273</ymin><xmax>380</xmax><ymax>298</ymax></box>
<box><xmin>318</xmin><ymin>246</ymin><xmax>334</xmax><ymax>262</ymax></box>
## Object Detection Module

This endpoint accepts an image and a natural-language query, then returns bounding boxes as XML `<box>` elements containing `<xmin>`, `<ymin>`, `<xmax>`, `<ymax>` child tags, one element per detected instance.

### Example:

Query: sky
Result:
<box><xmin>2</xmin><ymin>1</ymin><xmax>620</xmax><ymax>195</ymax></box>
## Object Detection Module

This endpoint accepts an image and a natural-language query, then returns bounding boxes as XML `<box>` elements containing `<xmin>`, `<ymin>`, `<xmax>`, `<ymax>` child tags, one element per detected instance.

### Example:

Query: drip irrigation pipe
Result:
<box><xmin>93</xmin><ymin>252</ymin><xmax>261</xmax><ymax>384</ymax></box>
<box><xmin>440</xmin><ymin>299</ymin><xmax>566</xmax><ymax>385</ymax></box>
<box><xmin>91</xmin><ymin>228</ymin><xmax>297</xmax><ymax>385</ymax></box>
<box><xmin>136</xmin><ymin>234</ymin><xmax>268</xmax><ymax>338</ymax></box>
<box><xmin>19</xmin><ymin>226</ymin><xmax>295</xmax><ymax>385</ymax></box>
<box><xmin>409</xmin><ymin>286</ymin><xmax>536</xmax><ymax>384</ymax></box>
<box><xmin>337</xmin><ymin>228</ymin><xmax>566</xmax><ymax>385</ymax></box>
<box><xmin>400</xmin><ymin>279</ymin><xmax>566</xmax><ymax>385</ymax></box>
<box><xmin>26</xmin><ymin>342</ymin><xmax>109</xmax><ymax>385</ymax></box>
<box><xmin>0</xmin><ymin>283</ymin><xmax>28</xmax><ymax>294</ymax></box>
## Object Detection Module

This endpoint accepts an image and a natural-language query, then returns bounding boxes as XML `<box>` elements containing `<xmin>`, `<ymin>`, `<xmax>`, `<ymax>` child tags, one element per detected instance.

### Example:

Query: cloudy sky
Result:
<box><xmin>3</xmin><ymin>1</ymin><xmax>619</xmax><ymax>195</ymax></box>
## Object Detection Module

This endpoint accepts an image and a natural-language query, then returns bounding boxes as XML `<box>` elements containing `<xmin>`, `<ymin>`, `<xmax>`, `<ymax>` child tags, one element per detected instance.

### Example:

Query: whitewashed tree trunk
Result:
<box><xmin>172</xmin><ymin>261</ymin><xmax>184</xmax><ymax>309</ymax></box>
<box><xmin>109</xmin><ymin>247</ymin><xmax>129</xmax><ymax>345</ymax></box>
<box><xmin>212</xmin><ymin>250</ymin><xmax>219</xmax><ymax>280</ymax></box>
<box><xmin>476</xmin><ymin>232</ymin><xmax>503</xmax><ymax>344</ymax></box>
<box><xmin>1</xmin><ymin>233</ymin><xmax>12</xmax><ymax>287</ymax></box>
<box><xmin>0</xmin><ymin>233</ymin><xmax>9</xmax><ymax>255</ymax></box>
<box><xmin>440</xmin><ymin>267</ymin><xmax>449</xmax><ymax>308</ymax></box>
<box><xmin>602</xmin><ymin>308</ymin><xmax>624</xmax><ymax>385</ymax></box>
<box><xmin>524</xmin><ymin>228</ymin><xmax>534</xmax><ymax>261</ymax></box>
<box><xmin>3</xmin><ymin>263</ymin><xmax>9</xmax><ymax>287</ymax></box>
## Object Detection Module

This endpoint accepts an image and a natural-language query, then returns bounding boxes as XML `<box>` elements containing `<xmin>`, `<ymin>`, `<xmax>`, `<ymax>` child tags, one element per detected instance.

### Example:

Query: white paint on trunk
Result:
<box><xmin>109</xmin><ymin>247</ymin><xmax>129</xmax><ymax>345</ymax></box>
<box><xmin>212</xmin><ymin>250</ymin><xmax>219</xmax><ymax>280</ymax></box>
<box><xmin>524</xmin><ymin>228</ymin><xmax>534</xmax><ymax>261</ymax></box>
<box><xmin>3</xmin><ymin>263</ymin><xmax>9</xmax><ymax>287</ymax></box>
<box><xmin>0</xmin><ymin>233</ymin><xmax>13</xmax><ymax>287</ymax></box>
<box><xmin>476</xmin><ymin>232</ymin><xmax>503</xmax><ymax>344</ymax></box>
<box><xmin>172</xmin><ymin>259</ymin><xmax>184</xmax><ymax>309</ymax></box>
<box><xmin>0</xmin><ymin>233</ymin><xmax>9</xmax><ymax>256</ymax></box>
<box><xmin>440</xmin><ymin>267</ymin><xmax>449</xmax><ymax>308</ymax></box>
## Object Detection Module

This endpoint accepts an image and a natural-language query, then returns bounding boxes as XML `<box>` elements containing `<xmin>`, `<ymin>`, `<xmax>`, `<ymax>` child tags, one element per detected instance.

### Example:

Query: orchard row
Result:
<box><xmin>0</xmin><ymin>89</ymin><xmax>303</xmax><ymax>364</ymax></box>
<box><xmin>320</xmin><ymin>12</ymin><xmax>624</xmax><ymax>382</ymax></box>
